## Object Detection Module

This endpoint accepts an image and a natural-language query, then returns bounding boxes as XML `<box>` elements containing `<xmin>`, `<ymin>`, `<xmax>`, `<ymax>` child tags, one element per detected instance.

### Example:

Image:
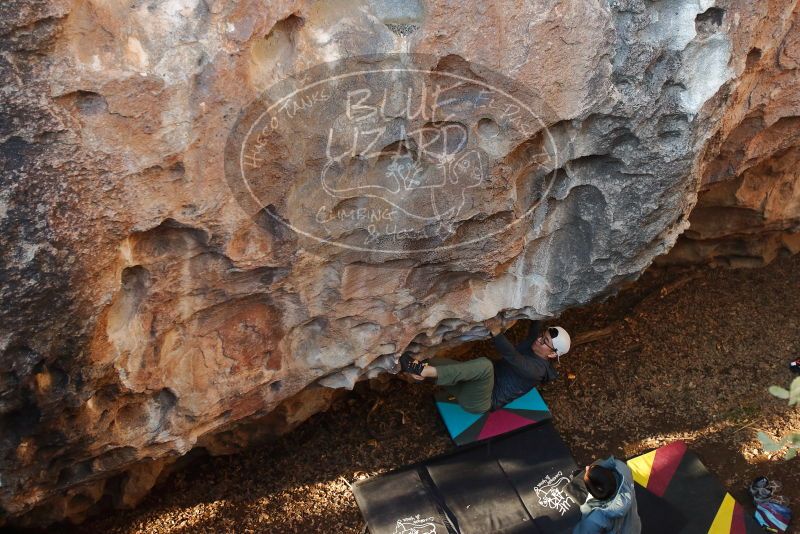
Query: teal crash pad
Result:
<box><xmin>435</xmin><ymin>388</ymin><xmax>551</xmax><ymax>446</ymax></box>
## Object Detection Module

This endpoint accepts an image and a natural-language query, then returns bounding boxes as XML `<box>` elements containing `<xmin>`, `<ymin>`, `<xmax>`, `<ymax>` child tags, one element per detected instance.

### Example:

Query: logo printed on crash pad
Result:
<box><xmin>534</xmin><ymin>471</ymin><xmax>576</xmax><ymax>516</ymax></box>
<box><xmin>393</xmin><ymin>514</ymin><xmax>436</xmax><ymax>534</ymax></box>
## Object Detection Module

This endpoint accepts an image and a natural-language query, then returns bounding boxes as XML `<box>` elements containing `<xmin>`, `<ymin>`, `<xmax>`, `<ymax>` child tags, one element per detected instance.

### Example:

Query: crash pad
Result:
<box><xmin>434</xmin><ymin>388</ymin><xmax>551</xmax><ymax>446</ymax></box>
<box><xmin>352</xmin><ymin>469</ymin><xmax>451</xmax><ymax>534</ymax></box>
<box><xmin>352</xmin><ymin>421</ymin><xmax>583</xmax><ymax>534</ymax></box>
<box><xmin>354</xmin><ymin>430</ymin><xmax>761</xmax><ymax>533</ymax></box>
<box><xmin>627</xmin><ymin>441</ymin><xmax>762</xmax><ymax>534</ymax></box>
<box><xmin>491</xmin><ymin>422</ymin><xmax>585</xmax><ymax>534</ymax></box>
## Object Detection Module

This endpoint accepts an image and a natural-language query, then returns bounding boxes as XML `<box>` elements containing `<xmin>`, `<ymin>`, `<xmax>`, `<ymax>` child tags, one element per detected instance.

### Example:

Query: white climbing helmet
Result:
<box><xmin>550</xmin><ymin>326</ymin><xmax>571</xmax><ymax>356</ymax></box>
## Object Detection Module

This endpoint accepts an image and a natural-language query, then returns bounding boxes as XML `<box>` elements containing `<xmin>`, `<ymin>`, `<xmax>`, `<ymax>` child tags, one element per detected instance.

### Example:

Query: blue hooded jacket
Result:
<box><xmin>573</xmin><ymin>457</ymin><xmax>641</xmax><ymax>534</ymax></box>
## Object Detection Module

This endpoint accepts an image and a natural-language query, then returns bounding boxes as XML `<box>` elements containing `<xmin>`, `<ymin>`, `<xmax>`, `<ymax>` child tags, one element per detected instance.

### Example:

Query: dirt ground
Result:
<box><xmin>66</xmin><ymin>254</ymin><xmax>799</xmax><ymax>534</ymax></box>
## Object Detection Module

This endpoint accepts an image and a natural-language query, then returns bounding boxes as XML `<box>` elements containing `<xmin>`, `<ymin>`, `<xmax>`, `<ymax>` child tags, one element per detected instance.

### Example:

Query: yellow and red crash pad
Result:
<box><xmin>627</xmin><ymin>441</ymin><xmax>760</xmax><ymax>534</ymax></box>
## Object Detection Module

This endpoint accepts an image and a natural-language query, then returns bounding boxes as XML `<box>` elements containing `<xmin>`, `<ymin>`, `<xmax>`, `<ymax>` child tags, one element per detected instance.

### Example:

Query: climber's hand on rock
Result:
<box><xmin>483</xmin><ymin>317</ymin><xmax>504</xmax><ymax>337</ymax></box>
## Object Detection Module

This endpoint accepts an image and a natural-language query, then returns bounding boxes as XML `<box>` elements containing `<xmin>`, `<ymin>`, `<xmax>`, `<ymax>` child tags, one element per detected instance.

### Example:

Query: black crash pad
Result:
<box><xmin>352</xmin><ymin>421</ymin><xmax>583</xmax><ymax>534</ymax></box>
<box><xmin>352</xmin><ymin>468</ymin><xmax>451</xmax><ymax>534</ymax></box>
<box><xmin>492</xmin><ymin>422</ymin><xmax>586</xmax><ymax>534</ymax></box>
<box><xmin>425</xmin><ymin>445</ymin><xmax>535</xmax><ymax>533</ymax></box>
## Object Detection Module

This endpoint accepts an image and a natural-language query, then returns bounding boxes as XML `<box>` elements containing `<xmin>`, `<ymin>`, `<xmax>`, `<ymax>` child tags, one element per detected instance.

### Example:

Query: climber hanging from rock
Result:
<box><xmin>398</xmin><ymin>320</ymin><xmax>571</xmax><ymax>413</ymax></box>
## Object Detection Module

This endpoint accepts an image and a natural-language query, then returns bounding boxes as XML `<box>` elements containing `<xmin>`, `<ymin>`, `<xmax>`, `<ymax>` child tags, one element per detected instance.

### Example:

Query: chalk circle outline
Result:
<box><xmin>225</xmin><ymin>54</ymin><xmax>559</xmax><ymax>254</ymax></box>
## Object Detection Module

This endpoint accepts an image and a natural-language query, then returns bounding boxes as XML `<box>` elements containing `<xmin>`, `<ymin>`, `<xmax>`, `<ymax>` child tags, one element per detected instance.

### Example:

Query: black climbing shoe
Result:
<box><xmin>399</xmin><ymin>352</ymin><xmax>427</xmax><ymax>376</ymax></box>
<box><xmin>790</xmin><ymin>357</ymin><xmax>800</xmax><ymax>375</ymax></box>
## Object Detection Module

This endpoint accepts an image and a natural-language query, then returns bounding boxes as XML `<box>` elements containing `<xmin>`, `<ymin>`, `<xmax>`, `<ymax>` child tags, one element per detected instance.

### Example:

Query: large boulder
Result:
<box><xmin>661</xmin><ymin>0</ymin><xmax>800</xmax><ymax>266</ymax></box>
<box><xmin>1</xmin><ymin>0</ymin><xmax>797</xmax><ymax>526</ymax></box>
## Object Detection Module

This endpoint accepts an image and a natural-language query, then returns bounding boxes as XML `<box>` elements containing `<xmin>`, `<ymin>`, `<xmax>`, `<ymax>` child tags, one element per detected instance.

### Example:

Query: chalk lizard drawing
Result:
<box><xmin>320</xmin><ymin>121</ymin><xmax>484</xmax><ymax>231</ymax></box>
<box><xmin>534</xmin><ymin>471</ymin><xmax>576</xmax><ymax>516</ymax></box>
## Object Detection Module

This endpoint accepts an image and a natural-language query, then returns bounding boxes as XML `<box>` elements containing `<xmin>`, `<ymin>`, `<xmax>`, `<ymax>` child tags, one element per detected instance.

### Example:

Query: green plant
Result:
<box><xmin>757</xmin><ymin>376</ymin><xmax>800</xmax><ymax>460</ymax></box>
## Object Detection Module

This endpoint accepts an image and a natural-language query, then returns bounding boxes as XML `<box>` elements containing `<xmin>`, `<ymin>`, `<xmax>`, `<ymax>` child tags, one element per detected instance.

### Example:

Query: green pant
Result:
<box><xmin>430</xmin><ymin>357</ymin><xmax>494</xmax><ymax>414</ymax></box>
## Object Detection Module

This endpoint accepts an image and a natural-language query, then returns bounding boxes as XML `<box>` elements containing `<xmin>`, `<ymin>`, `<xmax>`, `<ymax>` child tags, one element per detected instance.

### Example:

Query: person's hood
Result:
<box><xmin>581</xmin><ymin>457</ymin><xmax>635</xmax><ymax>519</ymax></box>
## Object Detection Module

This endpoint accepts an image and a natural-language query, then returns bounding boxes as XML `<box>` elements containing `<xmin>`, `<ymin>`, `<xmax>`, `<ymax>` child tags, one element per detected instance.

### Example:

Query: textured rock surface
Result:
<box><xmin>661</xmin><ymin>2</ymin><xmax>800</xmax><ymax>266</ymax></box>
<box><xmin>0</xmin><ymin>0</ymin><xmax>797</xmax><ymax>527</ymax></box>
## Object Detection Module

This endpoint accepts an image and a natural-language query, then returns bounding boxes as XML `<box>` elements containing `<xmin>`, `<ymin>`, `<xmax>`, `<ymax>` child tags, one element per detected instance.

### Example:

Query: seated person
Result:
<box><xmin>399</xmin><ymin>321</ymin><xmax>571</xmax><ymax>413</ymax></box>
<box><xmin>573</xmin><ymin>457</ymin><xmax>641</xmax><ymax>534</ymax></box>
